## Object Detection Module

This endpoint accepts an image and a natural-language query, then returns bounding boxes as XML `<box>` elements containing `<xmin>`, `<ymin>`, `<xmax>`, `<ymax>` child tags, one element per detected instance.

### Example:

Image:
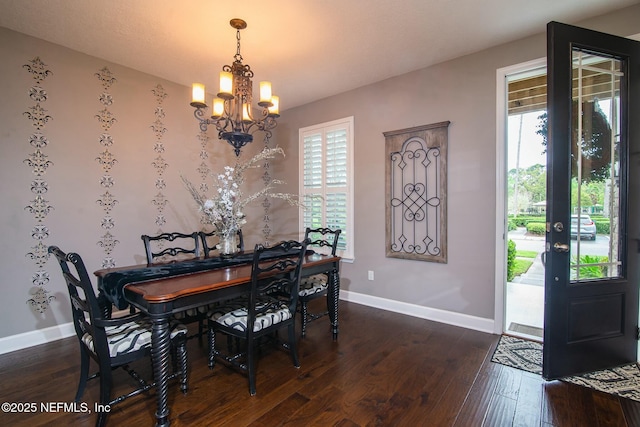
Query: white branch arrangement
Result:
<box><xmin>182</xmin><ymin>146</ymin><xmax>303</xmax><ymax>239</ymax></box>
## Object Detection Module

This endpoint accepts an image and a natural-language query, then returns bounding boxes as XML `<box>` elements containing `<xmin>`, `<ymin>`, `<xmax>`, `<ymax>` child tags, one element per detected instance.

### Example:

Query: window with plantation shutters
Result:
<box><xmin>299</xmin><ymin>117</ymin><xmax>354</xmax><ymax>260</ymax></box>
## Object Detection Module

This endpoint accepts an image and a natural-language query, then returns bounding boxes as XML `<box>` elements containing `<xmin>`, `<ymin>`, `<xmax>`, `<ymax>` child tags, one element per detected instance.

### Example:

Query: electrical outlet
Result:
<box><xmin>368</xmin><ymin>270</ymin><xmax>374</xmax><ymax>281</ymax></box>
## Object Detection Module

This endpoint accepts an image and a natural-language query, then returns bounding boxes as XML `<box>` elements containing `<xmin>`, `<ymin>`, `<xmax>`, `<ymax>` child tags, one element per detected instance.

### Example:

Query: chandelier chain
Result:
<box><xmin>235</xmin><ymin>29</ymin><xmax>243</xmax><ymax>63</ymax></box>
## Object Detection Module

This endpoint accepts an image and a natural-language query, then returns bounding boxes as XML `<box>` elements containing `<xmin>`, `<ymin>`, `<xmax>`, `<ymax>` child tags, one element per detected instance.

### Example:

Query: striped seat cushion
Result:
<box><xmin>208</xmin><ymin>298</ymin><xmax>292</xmax><ymax>333</ymax></box>
<box><xmin>82</xmin><ymin>319</ymin><xmax>187</xmax><ymax>358</ymax></box>
<box><xmin>299</xmin><ymin>274</ymin><xmax>328</xmax><ymax>297</ymax></box>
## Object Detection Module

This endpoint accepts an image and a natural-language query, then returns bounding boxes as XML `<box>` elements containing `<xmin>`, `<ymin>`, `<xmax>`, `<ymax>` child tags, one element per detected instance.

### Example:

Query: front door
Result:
<box><xmin>543</xmin><ymin>21</ymin><xmax>640</xmax><ymax>380</ymax></box>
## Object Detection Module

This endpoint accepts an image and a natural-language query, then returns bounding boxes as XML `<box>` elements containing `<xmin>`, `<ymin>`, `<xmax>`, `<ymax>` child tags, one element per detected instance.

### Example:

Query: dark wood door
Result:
<box><xmin>543</xmin><ymin>21</ymin><xmax>640</xmax><ymax>380</ymax></box>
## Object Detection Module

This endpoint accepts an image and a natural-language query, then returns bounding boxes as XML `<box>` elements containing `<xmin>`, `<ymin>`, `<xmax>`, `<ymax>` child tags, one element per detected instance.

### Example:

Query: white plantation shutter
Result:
<box><xmin>303</xmin><ymin>133</ymin><xmax>323</xmax><ymax>189</ymax></box>
<box><xmin>299</xmin><ymin>117</ymin><xmax>353</xmax><ymax>260</ymax></box>
<box><xmin>326</xmin><ymin>130</ymin><xmax>347</xmax><ymax>187</ymax></box>
<box><xmin>326</xmin><ymin>192</ymin><xmax>348</xmax><ymax>252</ymax></box>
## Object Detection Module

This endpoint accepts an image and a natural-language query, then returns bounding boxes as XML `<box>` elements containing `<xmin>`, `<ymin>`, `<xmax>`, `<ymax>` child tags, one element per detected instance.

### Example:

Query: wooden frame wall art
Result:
<box><xmin>384</xmin><ymin>121</ymin><xmax>449</xmax><ymax>263</ymax></box>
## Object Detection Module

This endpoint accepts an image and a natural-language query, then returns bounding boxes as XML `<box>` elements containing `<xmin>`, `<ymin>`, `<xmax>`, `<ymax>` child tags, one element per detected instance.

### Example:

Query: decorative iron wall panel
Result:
<box><xmin>384</xmin><ymin>122</ymin><xmax>449</xmax><ymax>263</ymax></box>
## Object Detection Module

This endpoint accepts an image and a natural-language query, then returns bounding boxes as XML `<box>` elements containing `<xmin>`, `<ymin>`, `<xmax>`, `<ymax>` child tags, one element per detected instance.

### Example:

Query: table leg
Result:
<box><xmin>328</xmin><ymin>267</ymin><xmax>340</xmax><ymax>340</ymax></box>
<box><xmin>151</xmin><ymin>316</ymin><xmax>172</xmax><ymax>427</ymax></box>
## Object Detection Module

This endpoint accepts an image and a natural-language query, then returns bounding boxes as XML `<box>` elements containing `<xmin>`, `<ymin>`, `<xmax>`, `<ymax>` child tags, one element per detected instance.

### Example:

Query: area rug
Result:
<box><xmin>491</xmin><ymin>335</ymin><xmax>640</xmax><ymax>402</ymax></box>
<box><xmin>491</xmin><ymin>334</ymin><xmax>543</xmax><ymax>374</ymax></box>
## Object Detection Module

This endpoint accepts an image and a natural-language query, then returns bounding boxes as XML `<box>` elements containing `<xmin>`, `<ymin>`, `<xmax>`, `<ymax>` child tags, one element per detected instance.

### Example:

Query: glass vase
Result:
<box><xmin>218</xmin><ymin>233</ymin><xmax>239</xmax><ymax>258</ymax></box>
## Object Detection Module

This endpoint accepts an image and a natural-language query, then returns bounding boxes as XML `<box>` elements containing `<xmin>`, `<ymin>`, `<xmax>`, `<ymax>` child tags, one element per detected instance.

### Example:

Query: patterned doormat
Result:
<box><xmin>491</xmin><ymin>335</ymin><xmax>640</xmax><ymax>402</ymax></box>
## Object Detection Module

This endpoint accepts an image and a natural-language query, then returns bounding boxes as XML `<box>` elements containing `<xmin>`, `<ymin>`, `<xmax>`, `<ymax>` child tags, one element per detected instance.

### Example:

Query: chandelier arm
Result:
<box><xmin>241</xmin><ymin>112</ymin><xmax>278</xmax><ymax>137</ymax></box>
<box><xmin>214</xmin><ymin>116</ymin><xmax>230</xmax><ymax>134</ymax></box>
<box><xmin>243</xmin><ymin>121</ymin><xmax>258</xmax><ymax>135</ymax></box>
<box><xmin>262</xmin><ymin>128</ymin><xmax>273</xmax><ymax>142</ymax></box>
<box><xmin>258</xmin><ymin>108</ymin><xmax>271</xmax><ymax>122</ymax></box>
<box><xmin>263</xmin><ymin>116</ymin><xmax>278</xmax><ymax>132</ymax></box>
<box><xmin>254</xmin><ymin>111</ymin><xmax>277</xmax><ymax>129</ymax></box>
<box><xmin>193</xmin><ymin>108</ymin><xmax>210</xmax><ymax>132</ymax></box>
<box><xmin>221</xmin><ymin>100</ymin><xmax>235</xmax><ymax>128</ymax></box>
<box><xmin>232</xmin><ymin>95</ymin><xmax>245</xmax><ymax>131</ymax></box>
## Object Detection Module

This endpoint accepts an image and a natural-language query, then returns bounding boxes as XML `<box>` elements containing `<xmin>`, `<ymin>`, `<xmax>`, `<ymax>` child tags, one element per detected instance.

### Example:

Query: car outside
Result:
<box><xmin>570</xmin><ymin>214</ymin><xmax>597</xmax><ymax>240</ymax></box>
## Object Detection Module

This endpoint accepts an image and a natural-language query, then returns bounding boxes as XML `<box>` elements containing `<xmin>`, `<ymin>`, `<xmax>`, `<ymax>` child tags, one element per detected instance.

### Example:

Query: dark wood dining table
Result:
<box><xmin>94</xmin><ymin>250</ymin><xmax>341</xmax><ymax>427</ymax></box>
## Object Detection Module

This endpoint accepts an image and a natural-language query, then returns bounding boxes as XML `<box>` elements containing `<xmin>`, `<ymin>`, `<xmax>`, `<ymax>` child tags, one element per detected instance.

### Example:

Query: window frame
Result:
<box><xmin>298</xmin><ymin>116</ymin><xmax>354</xmax><ymax>261</ymax></box>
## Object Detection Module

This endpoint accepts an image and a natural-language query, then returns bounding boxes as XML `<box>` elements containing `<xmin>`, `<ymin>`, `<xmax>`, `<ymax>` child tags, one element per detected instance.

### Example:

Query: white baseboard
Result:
<box><xmin>0</xmin><ymin>293</ymin><xmax>495</xmax><ymax>355</ymax></box>
<box><xmin>340</xmin><ymin>290</ymin><xmax>495</xmax><ymax>334</ymax></box>
<box><xmin>0</xmin><ymin>322</ymin><xmax>75</xmax><ymax>355</ymax></box>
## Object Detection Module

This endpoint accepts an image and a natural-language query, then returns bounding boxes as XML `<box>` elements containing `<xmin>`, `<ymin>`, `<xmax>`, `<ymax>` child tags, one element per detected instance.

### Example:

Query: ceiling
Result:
<box><xmin>1</xmin><ymin>0</ymin><xmax>638</xmax><ymax>110</ymax></box>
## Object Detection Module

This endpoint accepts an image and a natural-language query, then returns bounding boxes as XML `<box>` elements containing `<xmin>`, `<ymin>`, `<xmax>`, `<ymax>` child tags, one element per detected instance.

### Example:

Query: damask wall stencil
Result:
<box><xmin>95</xmin><ymin>67</ymin><xmax>120</xmax><ymax>268</ymax></box>
<box><xmin>150</xmin><ymin>84</ymin><xmax>169</xmax><ymax>236</ymax></box>
<box><xmin>384</xmin><ymin>122</ymin><xmax>449</xmax><ymax>263</ymax></box>
<box><xmin>261</xmin><ymin>135</ymin><xmax>272</xmax><ymax>245</ymax></box>
<box><xmin>23</xmin><ymin>57</ymin><xmax>55</xmax><ymax>313</ymax></box>
<box><xmin>196</xmin><ymin>130</ymin><xmax>212</xmax><ymax>194</ymax></box>
<box><xmin>196</xmin><ymin>129</ymin><xmax>212</xmax><ymax>226</ymax></box>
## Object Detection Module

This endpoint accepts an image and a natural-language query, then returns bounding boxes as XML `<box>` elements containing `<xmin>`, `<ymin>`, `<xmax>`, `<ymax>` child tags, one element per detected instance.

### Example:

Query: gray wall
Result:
<box><xmin>273</xmin><ymin>5</ymin><xmax>640</xmax><ymax>322</ymax></box>
<box><xmin>1</xmin><ymin>4</ymin><xmax>639</xmax><ymax>348</ymax></box>
<box><xmin>0</xmin><ymin>26</ymin><xmax>296</xmax><ymax>344</ymax></box>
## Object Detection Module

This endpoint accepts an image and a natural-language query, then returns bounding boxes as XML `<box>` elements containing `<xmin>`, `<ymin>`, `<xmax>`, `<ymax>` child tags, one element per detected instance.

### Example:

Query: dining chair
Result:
<box><xmin>298</xmin><ymin>227</ymin><xmax>341</xmax><ymax>337</ymax></box>
<box><xmin>141</xmin><ymin>231</ymin><xmax>202</xmax><ymax>264</ymax></box>
<box><xmin>199</xmin><ymin>228</ymin><xmax>245</xmax><ymax>257</ymax></box>
<box><xmin>48</xmin><ymin>245</ymin><xmax>188</xmax><ymax>427</ymax></box>
<box><xmin>207</xmin><ymin>238</ymin><xmax>309</xmax><ymax>395</ymax></box>
<box><xmin>141</xmin><ymin>231</ymin><xmax>209</xmax><ymax>340</ymax></box>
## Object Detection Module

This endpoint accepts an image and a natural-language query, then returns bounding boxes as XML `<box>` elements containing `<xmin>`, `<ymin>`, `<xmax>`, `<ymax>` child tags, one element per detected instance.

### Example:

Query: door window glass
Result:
<box><xmin>570</xmin><ymin>49</ymin><xmax>623</xmax><ymax>282</ymax></box>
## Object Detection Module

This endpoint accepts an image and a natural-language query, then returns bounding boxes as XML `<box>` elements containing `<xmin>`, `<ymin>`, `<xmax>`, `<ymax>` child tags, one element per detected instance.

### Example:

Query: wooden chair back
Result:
<box><xmin>141</xmin><ymin>231</ymin><xmax>201</xmax><ymax>264</ymax></box>
<box><xmin>247</xmin><ymin>239</ymin><xmax>308</xmax><ymax>336</ymax></box>
<box><xmin>49</xmin><ymin>246</ymin><xmax>113</xmax><ymax>360</ymax></box>
<box><xmin>48</xmin><ymin>245</ymin><xmax>188</xmax><ymax>426</ymax></box>
<box><xmin>304</xmin><ymin>227</ymin><xmax>341</xmax><ymax>256</ymax></box>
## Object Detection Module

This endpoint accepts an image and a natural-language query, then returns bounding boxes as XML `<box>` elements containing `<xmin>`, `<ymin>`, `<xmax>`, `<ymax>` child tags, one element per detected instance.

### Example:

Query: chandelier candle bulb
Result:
<box><xmin>191</xmin><ymin>83</ymin><xmax>206</xmax><ymax>107</ymax></box>
<box><xmin>242</xmin><ymin>103</ymin><xmax>252</xmax><ymax>122</ymax></box>
<box><xmin>212</xmin><ymin>98</ymin><xmax>225</xmax><ymax>118</ymax></box>
<box><xmin>218</xmin><ymin>71</ymin><xmax>233</xmax><ymax>99</ymax></box>
<box><xmin>259</xmin><ymin>81</ymin><xmax>272</xmax><ymax>106</ymax></box>
<box><xmin>268</xmin><ymin>95</ymin><xmax>280</xmax><ymax>117</ymax></box>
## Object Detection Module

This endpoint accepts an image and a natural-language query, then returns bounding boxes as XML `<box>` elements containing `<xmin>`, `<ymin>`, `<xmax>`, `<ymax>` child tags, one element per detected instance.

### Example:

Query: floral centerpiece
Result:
<box><xmin>182</xmin><ymin>147</ymin><xmax>301</xmax><ymax>255</ymax></box>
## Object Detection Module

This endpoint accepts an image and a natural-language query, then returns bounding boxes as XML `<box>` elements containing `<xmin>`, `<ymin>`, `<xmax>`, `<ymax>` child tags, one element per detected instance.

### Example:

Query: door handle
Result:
<box><xmin>553</xmin><ymin>242</ymin><xmax>570</xmax><ymax>252</ymax></box>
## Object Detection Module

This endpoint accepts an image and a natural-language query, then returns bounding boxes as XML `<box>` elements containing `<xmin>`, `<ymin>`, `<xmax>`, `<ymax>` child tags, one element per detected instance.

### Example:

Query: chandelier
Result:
<box><xmin>190</xmin><ymin>19</ymin><xmax>280</xmax><ymax>156</ymax></box>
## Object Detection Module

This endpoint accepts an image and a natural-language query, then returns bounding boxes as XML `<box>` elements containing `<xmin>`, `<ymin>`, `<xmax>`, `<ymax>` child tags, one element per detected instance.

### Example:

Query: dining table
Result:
<box><xmin>94</xmin><ymin>249</ymin><xmax>341</xmax><ymax>427</ymax></box>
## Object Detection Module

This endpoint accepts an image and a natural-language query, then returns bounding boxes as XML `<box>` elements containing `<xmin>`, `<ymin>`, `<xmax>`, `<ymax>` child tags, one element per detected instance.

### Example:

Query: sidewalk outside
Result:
<box><xmin>506</xmin><ymin>228</ymin><xmax>545</xmax><ymax>338</ymax></box>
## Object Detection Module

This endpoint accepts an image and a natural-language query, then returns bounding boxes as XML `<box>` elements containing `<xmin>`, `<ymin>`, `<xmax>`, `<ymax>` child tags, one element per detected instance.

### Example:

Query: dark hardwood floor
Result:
<box><xmin>2</xmin><ymin>300</ymin><xmax>640</xmax><ymax>426</ymax></box>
